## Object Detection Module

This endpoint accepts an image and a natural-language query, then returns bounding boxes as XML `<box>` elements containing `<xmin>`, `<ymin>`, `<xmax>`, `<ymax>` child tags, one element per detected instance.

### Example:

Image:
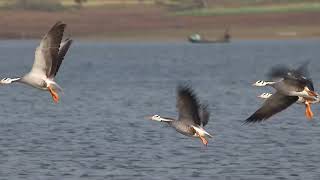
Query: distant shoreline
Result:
<box><xmin>0</xmin><ymin>7</ymin><xmax>319</xmax><ymax>41</ymax></box>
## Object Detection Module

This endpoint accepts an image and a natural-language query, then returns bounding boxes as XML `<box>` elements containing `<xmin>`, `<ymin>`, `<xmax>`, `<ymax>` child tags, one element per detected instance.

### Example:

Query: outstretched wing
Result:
<box><xmin>53</xmin><ymin>38</ymin><xmax>73</xmax><ymax>77</ymax></box>
<box><xmin>267</xmin><ymin>64</ymin><xmax>291</xmax><ymax>81</ymax></box>
<box><xmin>176</xmin><ymin>84</ymin><xmax>201</xmax><ymax>126</ymax></box>
<box><xmin>245</xmin><ymin>92</ymin><xmax>298</xmax><ymax>123</ymax></box>
<box><xmin>267</xmin><ymin>63</ymin><xmax>313</xmax><ymax>91</ymax></box>
<box><xmin>30</xmin><ymin>21</ymin><xmax>66</xmax><ymax>78</ymax></box>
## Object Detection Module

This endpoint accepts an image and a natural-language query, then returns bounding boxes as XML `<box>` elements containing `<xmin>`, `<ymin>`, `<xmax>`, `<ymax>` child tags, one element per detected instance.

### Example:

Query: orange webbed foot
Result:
<box><xmin>305</xmin><ymin>101</ymin><xmax>313</xmax><ymax>120</ymax></box>
<box><xmin>199</xmin><ymin>136</ymin><xmax>208</xmax><ymax>146</ymax></box>
<box><xmin>48</xmin><ymin>86</ymin><xmax>59</xmax><ymax>103</ymax></box>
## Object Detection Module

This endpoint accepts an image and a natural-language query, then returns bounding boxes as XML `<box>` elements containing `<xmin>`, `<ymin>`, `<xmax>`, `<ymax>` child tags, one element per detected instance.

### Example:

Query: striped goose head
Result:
<box><xmin>258</xmin><ymin>93</ymin><xmax>273</xmax><ymax>99</ymax></box>
<box><xmin>252</xmin><ymin>80</ymin><xmax>271</xmax><ymax>87</ymax></box>
<box><xmin>0</xmin><ymin>77</ymin><xmax>20</xmax><ymax>84</ymax></box>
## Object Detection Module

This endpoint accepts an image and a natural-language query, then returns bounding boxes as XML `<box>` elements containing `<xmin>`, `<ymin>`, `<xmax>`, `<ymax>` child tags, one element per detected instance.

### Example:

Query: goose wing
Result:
<box><xmin>267</xmin><ymin>63</ymin><xmax>312</xmax><ymax>91</ymax></box>
<box><xmin>53</xmin><ymin>38</ymin><xmax>72</xmax><ymax>77</ymax></box>
<box><xmin>176</xmin><ymin>85</ymin><xmax>201</xmax><ymax>126</ymax></box>
<box><xmin>267</xmin><ymin>65</ymin><xmax>291</xmax><ymax>81</ymax></box>
<box><xmin>30</xmin><ymin>21</ymin><xmax>66</xmax><ymax>78</ymax></box>
<box><xmin>199</xmin><ymin>103</ymin><xmax>210</xmax><ymax>127</ymax></box>
<box><xmin>245</xmin><ymin>92</ymin><xmax>298</xmax><ymax>123</ymax></box>
<box><xmin>296</xmin><ymin>61</ymin><xmax>314</xmax><ymax>91</ymax></box>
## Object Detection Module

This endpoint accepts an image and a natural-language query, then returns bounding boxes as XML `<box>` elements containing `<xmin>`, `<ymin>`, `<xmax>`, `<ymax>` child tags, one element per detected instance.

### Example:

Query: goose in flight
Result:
<box><xmin>258</xmin><ymin>92</ymin><xmax>319</xmax><ymax>120</ymax></box>
<box><xmin>0</xmin><ymin>21</ymin><xmax>72</xmax><ymax>103</ymax></box>
<box><xmin>146</xmin><ymin>85</ymin><xmax>212</xmax><ymax>146</ymax></box>
<box><xmin>247</xmin><ymin>63</ymin><xmax>318</xmax><ymax>123</ymax></box>
<box><xmin>252</xmin><ymin>62</ymin><xmax>317</xmax><ymax>99</ymax></box>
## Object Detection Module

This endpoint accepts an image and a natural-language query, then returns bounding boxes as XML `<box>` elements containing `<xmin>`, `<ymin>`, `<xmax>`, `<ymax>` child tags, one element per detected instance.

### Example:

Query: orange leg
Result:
<box><xmin>305</xmin><ymin>101</ymin><xmax>313</xmax><ymax>120</ymax></box>
<box><xmin>48</xmin><ymin>86</ymin><xmax>59</xmax><ymax>103</ymax></box>
<box><xmin>199</xmin><ymin>136</ymin><xmax>208</xmax><ymax>146</ymax></box>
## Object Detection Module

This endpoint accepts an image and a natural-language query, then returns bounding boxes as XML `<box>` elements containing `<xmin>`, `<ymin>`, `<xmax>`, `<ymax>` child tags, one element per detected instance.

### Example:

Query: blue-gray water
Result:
<box><xmin>0</xmin><ymin>40</ymin><xmax>320</xmax><ymax>179</ymax></box>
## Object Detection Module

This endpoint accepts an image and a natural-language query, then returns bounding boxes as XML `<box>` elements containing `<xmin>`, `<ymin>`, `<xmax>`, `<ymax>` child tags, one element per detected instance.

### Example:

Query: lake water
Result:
<box><xmin>0</xmin><ymin>40</ymin><xmax>319</xmax><ymax>179</ymax></box>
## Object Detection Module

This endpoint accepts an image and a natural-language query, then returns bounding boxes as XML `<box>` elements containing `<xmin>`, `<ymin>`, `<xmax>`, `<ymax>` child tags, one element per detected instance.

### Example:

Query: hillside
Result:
<box><xmin>0</xmin><ymin>2</ymin><xmax>319</xmax><ymax>41</ymax></box>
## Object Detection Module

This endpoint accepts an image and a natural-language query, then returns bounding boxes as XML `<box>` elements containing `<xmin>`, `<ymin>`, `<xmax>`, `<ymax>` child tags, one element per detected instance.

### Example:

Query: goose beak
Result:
<box><xmin>48</xmin><ymin>85</ymin><xmax>59</xmax><ymax>103</ymax></box>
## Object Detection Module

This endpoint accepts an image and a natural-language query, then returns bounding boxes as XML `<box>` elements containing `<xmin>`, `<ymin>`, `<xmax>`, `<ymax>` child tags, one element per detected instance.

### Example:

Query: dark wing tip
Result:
<box><xmin>63</xmin><ymin>38</ymin><xmax>73</xmax><ymax>46</ymax></box>
<box><xmin>176</xmin><ymin>83</ymin><xmax>202</xmax><ymax>125</ymax></box>
<box><xmin>266</xmin><ymin>64</ymin><xmax>291</xmax><ymax>79</ymax></box>
<box><xmin>177</xmin><ymin>84</ymin><xmax>200</xmax><ymax>106</ymax></box>
<box><xmin>199</xmin><ymin>102</ymin><xmax>210</xmax><ymax>126</ymax></box>
<box><xmin>64</xmin><ymin>37</ymin><xmax>73</xmax><ymax>42</ymax></box>
<box><xmin>296</xmin><ymin>60</ymin><xmax>311</xmax><ymax>74</ymax></box>
<box><xmin>244</xmin><ymin>113</ymin><xmax>266</xmax><ymax>124</ymax></box>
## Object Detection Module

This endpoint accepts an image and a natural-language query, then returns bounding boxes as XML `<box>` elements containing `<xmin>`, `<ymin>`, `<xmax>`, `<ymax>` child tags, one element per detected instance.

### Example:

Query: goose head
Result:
<box><xmin>145</xmin><ymin>115</ymin><xmax>173</xmax><ymax>122</ymax></box>
<box><xmin>0</xmin><ymin>77</ymin><xmax>20</xmax><ymax>85</ymax></box>
<box><xmin>258</xmin><ymin>93</ymin><xmax>272</xmax><ymax>99</ymax></box>
<box><xmin>252</xmin><ymin>80</ymin><xmax>269</xmax><ymax>87</ymax></box>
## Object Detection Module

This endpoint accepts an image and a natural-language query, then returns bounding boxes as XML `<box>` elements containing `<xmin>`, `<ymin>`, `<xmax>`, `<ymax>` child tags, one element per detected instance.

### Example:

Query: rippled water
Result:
<box><xmin>0</xmin><ymin>40</ymin><xmax>320</xmax><ymax>179</ymax></box>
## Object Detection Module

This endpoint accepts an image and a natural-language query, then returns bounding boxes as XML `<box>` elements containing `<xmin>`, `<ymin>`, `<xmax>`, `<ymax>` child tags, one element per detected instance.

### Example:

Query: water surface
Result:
<box><xmin>0</xmin><ymin>40</ymin><xmax>320</xmax><ymax>179</ymax></box>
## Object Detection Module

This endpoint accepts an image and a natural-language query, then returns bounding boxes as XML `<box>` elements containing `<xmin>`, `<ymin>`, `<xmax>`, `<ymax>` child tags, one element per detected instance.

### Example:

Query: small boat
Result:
<box><xmin>188</xmin><ymin>28</ymin><xmax>230</xmax><ymax>44</ymax></box>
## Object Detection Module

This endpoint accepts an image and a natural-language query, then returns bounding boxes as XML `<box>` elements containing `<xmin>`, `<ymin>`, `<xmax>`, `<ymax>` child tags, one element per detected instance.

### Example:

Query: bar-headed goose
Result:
<box><xmin>0</xmin><ymin>21</ymin><xmax>72</xmax><ymax>103</ymax></box>
<box><xmin>247</xmin><ymin>63</ymin><xmax>318</xmax><ymax>123</ymax></box>
<box><xmin>146</xmin><ymin>84</ymin><xmax>212</xmax><ymax>146</ymax></box>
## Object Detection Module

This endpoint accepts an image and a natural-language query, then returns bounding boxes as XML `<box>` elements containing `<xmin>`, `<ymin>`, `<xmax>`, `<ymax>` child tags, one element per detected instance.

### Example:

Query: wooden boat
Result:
<box><xmin>188</xmin><ymin>28</ymin><xmax>230</xmax><ymax>44</ymax></box>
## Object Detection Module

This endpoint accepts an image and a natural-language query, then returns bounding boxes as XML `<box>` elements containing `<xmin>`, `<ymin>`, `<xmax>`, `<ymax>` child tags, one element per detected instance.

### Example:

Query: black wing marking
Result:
<box><xmin>42</xmin><ymin>21</ymin><xmax>66</xmax><ymax>77</ymax></box>
<box><xmin>53</xmin><ymin>38</ymin><xmax>73</xmax><ymax>77</ymax></box>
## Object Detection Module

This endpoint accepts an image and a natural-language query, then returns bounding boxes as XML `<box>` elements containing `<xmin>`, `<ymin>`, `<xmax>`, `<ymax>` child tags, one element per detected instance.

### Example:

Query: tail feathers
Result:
<box><xmin>192</xmin><ymin>126</ymin><xmax>213</xmax><ymax>138</ymax></box>
<box><xmin>48</xmin><ymin>81</ymin><xmax>63</xmax><ymax>93</ymax></box>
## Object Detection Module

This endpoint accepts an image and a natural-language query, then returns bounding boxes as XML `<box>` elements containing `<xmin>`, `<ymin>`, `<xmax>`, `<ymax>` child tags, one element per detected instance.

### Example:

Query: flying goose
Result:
<box><xmin>252</xmin><ymin>62</ymin><xmax>317</xmax><ymax>99</ymax></box>
<box><xmin>258</xmin><ymin>92</ymin><xmax>319</xmax><ymax>120</ymax></box>
<box><xmin>247</xmin><ymin>63</ymin><xmax>318</xmax><ymax>123</ymax></box>
<box><xmin>146</xmin><ymin>85</ymin><xmax>212</xmax><ymax>146</ymax></box>
<box><xmin>0</xmin><ymin>21</ymin><xmax>72</xmax><ymax>103</ymax></box>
